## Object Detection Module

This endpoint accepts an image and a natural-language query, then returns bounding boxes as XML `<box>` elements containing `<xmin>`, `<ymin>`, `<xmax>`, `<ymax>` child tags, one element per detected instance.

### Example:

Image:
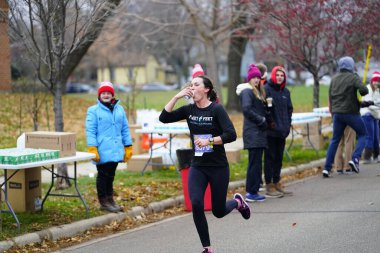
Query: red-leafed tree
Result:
<box><xmin>256</xmin><ymin>0</ymin><xmax>362</xmax><ymax>108</ymax></box>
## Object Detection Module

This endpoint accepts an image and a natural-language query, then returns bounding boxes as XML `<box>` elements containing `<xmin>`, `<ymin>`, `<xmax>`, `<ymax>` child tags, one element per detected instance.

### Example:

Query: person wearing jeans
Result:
<box><xmin>360</xmin><ymin>71</ymin><xmax>380</xmax><ymax>163</ymax></box>
<box><xmin>323</xmin><ymin>56</ymin><xmax>368</xmax><ymax>177</ymax></box>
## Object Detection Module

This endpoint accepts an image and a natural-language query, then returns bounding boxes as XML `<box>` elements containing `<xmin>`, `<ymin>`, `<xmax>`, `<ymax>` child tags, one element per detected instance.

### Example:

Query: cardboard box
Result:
<box><xmin>127</xmin><ymin>154</ymin><xmax>163</xmax><ymax>172</ymax></box>
<box><xmin>129</xmin><ymin>125</ymin><xmax>143</xmax><ymax>155</ymax></box>
<box><xmin>226</xmin><ymin>148</ymin><xmax>242</xmax><ymax>163</ymax></box>
<box><xmin>301</xmin><ymin>121</ymin><xmax>321</xmax><ymax>136</ymax></box>
<box><xmin>25</xmin><ymin>131</ymin><xmax>76</xmax><ymax>157</ymax></box>
<box><xmin>302</xmin><ymin>134</ymin><xmax>324</xmax><ymax>150</ymax></box>
<box><xmin>6</xmin><ymin>167</ymin><xmax>42</xmax><ymax>212</ymax></box>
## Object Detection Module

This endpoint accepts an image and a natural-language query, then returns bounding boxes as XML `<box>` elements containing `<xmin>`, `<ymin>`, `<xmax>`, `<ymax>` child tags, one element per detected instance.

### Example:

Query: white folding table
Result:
<box><xmin>0</xmin><ymin>151</ymin><xmax>95</xmax><ymax>231</ymax></box>
<box><xmin>287</xmin><ymin>113</ymin><xmax>323</xmax><ymax>159</ymax></box>
<box><xmin>135</xmin><ymin>123</ymin><xmax>190</xmax><ymax>175</ymax></box>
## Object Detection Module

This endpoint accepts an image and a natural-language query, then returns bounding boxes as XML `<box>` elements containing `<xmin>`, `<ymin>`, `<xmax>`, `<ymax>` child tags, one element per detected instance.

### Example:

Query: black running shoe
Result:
<box><xmin>234</xmin><ymin>193</ymin><xmax>251</xmax><ymax>220</ymax></box>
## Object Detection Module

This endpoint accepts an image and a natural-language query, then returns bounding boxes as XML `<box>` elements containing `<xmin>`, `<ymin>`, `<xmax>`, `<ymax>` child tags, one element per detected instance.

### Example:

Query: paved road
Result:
<box><xmin>56</xmin><ymin>162</ymin><xmax>380</xmax><ymax>253</ymax></box>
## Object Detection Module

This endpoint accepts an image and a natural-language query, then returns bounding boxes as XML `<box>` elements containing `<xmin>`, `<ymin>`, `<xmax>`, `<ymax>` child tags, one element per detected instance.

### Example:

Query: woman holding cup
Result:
<box><xmin>264</xmin><ymin>66</ymin><xmax>293</xmax><ymax>196</ymax></box>
<box><xmin>236</xmin><ymin>64</ymin><xmax>276</xmax><ymax>201</ymax></box>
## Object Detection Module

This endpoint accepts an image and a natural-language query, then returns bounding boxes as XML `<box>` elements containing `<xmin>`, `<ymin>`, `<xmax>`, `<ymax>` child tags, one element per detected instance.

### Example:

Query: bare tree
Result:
<box><xmin>256</xmin><ymin>0</ymin><xmax>364</xmax><ymax>108</ymax></box>
<box><xmin>226</xmin><ymin>3</ymin><xmax>256</xmax><ymax>111</ymax></box>
<box><xmin>7</xmin><ymin>0</ymin><xmax>122</xmax><ymax>188</ymax></box>
<box><xmin>177</xmin><ymin>0</ymin><xmax>253</xmax><ymax>104</ymax></box>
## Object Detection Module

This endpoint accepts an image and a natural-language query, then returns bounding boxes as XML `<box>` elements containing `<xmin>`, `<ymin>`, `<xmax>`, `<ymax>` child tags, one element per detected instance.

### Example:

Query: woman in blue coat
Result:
<box><xmin>86</xmin><ymin>81</ymin><xmax>133</xmax><ymax>212</ymax></box>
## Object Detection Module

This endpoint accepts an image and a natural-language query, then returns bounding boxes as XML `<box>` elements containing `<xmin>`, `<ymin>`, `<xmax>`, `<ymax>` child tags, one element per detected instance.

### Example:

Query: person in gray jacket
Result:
<box><xmin>323</xmin><ymin>56</ymin><xmax>368</xmax><ymax>177</ymax></box>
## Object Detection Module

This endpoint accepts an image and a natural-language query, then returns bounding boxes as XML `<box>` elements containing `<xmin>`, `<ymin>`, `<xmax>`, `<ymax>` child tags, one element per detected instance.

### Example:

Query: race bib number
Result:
<box><xmin>194</xmin><ymin>134</ymin><xmax>213</xmax><ymax>156</ymax></box>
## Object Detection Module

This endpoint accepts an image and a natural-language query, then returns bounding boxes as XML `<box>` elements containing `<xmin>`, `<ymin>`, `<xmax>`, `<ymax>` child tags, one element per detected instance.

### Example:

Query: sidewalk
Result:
<box><xmin>1</xmin><ymin>127</ymin><xmax>330</xmax><ymax>251</ymax></box>
<box><xmin>1</xmin><ymin>157</ymin><xmax>326</xmax><ymax>252</ymax></box>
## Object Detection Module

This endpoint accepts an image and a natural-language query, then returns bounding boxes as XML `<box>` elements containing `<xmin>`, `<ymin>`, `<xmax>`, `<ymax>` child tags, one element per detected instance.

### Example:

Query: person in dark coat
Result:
<box><xmin>236</xmin><ymin>64</ymin><xmax>268</xmax><ymax>202</ymax></box>
<box><xmin>264</xmin><ymin>66</ymin><xmax>293</xmax><ymax>195</ymax></box>
<box><xmin>323</xmin><ymin>56</ymin><xmax>369</xmax><ymax>177</ymax></box>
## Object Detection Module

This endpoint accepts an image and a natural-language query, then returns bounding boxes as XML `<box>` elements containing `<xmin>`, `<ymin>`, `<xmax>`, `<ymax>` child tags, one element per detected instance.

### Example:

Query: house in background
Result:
<box><xmin>96</xmin><ymin>51</ymin><xmax>176</xmax><ymax>87</ymax></box>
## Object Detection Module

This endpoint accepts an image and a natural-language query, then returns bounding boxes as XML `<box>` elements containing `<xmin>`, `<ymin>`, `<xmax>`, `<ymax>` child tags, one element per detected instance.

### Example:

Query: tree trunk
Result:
<box><xmin>54</xmin><ymin>79</ymin><xmax>72</xmax><ymax>189</ymax></box>
<box><xmin>226</xmin><ymin>36</ymin><xmax>248</xmax><ymax>111</ymax></box>
<box><xmin>205</xmin><ymin>40</ymin><xmax>222</xmax><ymax>103</ymax></box>
<box><xmin>313</xmin><ymin>75</ymin><xmax>320</xmax><ymax>108</ymax></box>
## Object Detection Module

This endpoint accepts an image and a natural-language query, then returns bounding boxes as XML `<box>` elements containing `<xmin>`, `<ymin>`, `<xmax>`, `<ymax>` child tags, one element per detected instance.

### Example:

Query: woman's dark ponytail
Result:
<box><xmin>197</xmin><ymin>75</ymin><xmax>218</xmax><ymax>102</ymax></box>
<box><xmin>209</xmin><ymin>90</ymin><xmax>217</xmax><ymax>102</ymax></box>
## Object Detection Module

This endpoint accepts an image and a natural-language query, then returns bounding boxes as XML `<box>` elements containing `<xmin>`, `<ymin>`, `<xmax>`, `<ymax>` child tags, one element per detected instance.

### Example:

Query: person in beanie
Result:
<box><xmin>192</xmin><ymin>63</ymin><xmax>205</xmax><ymax>78</ymax></box>
<box><xmin>323</xmin><ymin>56</ymin><xmax>368</xmax><ymax>177</ymax></box>
<box><xmin>257</xmin><ymin>63</ymin><xmax>268</xmax><ymax>86</ymax></box>
<box><xmin>264</xmin><ymin>66</ymin><xmax>293</xmax><ymax>195</ymax></box>
<box><xmin>160</xmin><ymin>75</ymin><xmax>250</xmax><ymax>253</ymax></box>
<box><xmin>360</xmin><ymin>71</ymin><xmax>380</xmax><ymax>163</ymax></box>
<box><xmin>86</xmin><ymin>81</ymin><xmax>133</xmax><ymax>212</ymax></box>
<box><xmin>236</xmin><ymin>64</ymin><xmax>276</xmax><ymax>202</ymax></box>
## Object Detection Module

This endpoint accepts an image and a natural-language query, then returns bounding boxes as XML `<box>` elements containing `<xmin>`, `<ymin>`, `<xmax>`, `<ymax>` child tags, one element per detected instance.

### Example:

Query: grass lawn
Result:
<box><xmin>0</xmin><ymin>85</ymin><xmax>329</xmax><ymax>240</ymax></box>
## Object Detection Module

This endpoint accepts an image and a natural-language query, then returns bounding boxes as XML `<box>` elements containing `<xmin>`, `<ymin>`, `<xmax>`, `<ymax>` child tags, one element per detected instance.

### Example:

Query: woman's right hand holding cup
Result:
<box><xmin>175</xmin><ymin>86</ymin><xmax>193</xmax><ymax>100</ymax></box>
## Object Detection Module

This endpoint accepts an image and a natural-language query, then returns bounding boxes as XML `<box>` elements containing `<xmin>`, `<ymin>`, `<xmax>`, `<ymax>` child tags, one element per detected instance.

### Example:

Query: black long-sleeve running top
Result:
<box><xmin>159</xmin><ymin>102</ymin><xmax>237</xmax><ymax>167</ymax></box>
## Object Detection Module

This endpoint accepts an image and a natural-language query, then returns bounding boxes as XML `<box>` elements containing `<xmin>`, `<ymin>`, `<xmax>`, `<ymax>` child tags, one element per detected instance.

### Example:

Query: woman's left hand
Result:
<box><xmin>194</xmin><ymin>138</ymin><xmax>208</xmax><ymax>148</ymax></box>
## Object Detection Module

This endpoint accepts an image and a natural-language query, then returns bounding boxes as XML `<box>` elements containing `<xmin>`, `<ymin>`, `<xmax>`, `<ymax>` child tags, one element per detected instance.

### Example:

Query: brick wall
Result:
<box><xmin>0</xmin><ymin>0</ymin><xmax>11</xmax><ymax>91</ymax></box>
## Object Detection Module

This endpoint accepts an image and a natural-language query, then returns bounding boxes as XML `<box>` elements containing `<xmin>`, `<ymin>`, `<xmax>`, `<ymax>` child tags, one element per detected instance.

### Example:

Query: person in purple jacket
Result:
<box><xmin>159</xmin><ymin>75</ymin><xmax>250</xmax><ymax>253</ymax></box>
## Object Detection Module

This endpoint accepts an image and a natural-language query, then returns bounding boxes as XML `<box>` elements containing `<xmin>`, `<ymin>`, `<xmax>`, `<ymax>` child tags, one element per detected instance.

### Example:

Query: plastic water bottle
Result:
<box><xmin>184</xmin><ymin>95</ymin><xmax>194</xmax><ymax>104</ymax></box>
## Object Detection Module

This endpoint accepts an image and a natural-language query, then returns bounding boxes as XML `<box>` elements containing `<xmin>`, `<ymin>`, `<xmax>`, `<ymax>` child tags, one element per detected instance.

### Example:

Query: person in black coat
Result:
<box><xmin>236</xmin><ymin>64</ymin><xmax>268</xmax><ymax>202</ymax></box>
<box><xmin>264</xmin><ymin>66</ymin><xmax>293</xmax><ymax>196</ymax></box>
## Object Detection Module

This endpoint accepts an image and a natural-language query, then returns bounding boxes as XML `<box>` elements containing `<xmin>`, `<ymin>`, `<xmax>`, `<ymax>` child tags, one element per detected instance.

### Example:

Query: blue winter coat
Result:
<box><xmin>86</xmin><ymin>99</ymin><xmax>132</xmax><ymax>164</ymax></box>
<box><xmin>265</xmin><ymin>80</ymin><xmax>293</xmax><ymax>139</ymax></box>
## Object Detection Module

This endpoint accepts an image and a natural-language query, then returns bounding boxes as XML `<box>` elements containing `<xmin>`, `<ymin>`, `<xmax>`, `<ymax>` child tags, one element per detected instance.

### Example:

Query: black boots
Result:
<box><xmin>107</xmin><ymin>196</ymin><xmax>122</xmax><ymax>212</ymax></box>
<box><xmin>98</xmin><ymin>196</ymin><xmax>122</xmax><ymax>213</ymax></box>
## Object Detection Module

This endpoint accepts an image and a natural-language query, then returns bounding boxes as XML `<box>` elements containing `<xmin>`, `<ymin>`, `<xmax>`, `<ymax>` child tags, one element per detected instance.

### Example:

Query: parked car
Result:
<box><xmin>113</xmin><ymin>84</ymin><xmax>132</xmax><ymax>93</ymax></box>
<box><xmin>140</xmin><ymin>82</ymin><xmax>178</xmax><ymax>91</ymax></box>
<box><xmin>305</xmin><ymin>75</ymin><xmax>331</xmax><ymax>86</ymax></box>
<box><xmin>66</xmin><ymin>83</ymin><xmax>96</xmax><ymax>93</ymax></box>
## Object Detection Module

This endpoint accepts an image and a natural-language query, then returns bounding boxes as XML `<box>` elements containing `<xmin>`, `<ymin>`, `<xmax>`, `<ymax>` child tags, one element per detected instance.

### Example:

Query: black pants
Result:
<box><xmin>264</xmin><ymin>136</ymin><xmax>286</xmax><ymax>184</ymax></box>
<box><xmin>96</xmin><ymin>162</ymin><xmax>118</xmax><ymax>198</ymax></box>
<box><xmin>246</xmin><ymin>148</ymin><xmax>264</xmax><ymax>194</ymax></box>
<box><xmin>188</xmin><ymin>165</ymin><xmax>237</xmax><ymax>247</ymax></box>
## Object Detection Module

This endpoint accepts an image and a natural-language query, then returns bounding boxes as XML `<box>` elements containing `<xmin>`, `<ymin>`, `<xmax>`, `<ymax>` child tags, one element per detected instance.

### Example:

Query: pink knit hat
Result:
<box><xmin>98</xmin><ymin>81</ymin><xmax>114</xmax><ymax>97</ymax></box>
<box><xmin>246</xmin><ymin>64</ymin><xmax>262</xmax><ymax>82</ymax></box>
<box><xmin>371</xmin><ymin>71</ymin><xmax>380</xmax><ymax>83</ymax></box>
<box><xmin>192</xmin><ymin>64</ymin><xmax>205</xmax><ymax>78</ymax></box>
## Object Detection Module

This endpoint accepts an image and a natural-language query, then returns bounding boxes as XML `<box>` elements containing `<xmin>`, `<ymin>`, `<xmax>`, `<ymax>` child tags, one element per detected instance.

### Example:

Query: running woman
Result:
<box><xmin>159</xmin><ymin>75</ymin><xmax>250</xmax><ymax>253</ymax></box>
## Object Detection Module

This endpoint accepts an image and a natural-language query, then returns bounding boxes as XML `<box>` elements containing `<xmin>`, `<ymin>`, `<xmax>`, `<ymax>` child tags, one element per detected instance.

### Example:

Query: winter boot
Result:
<box><xmin>107</xmin><ymin>196</ymin><xmax>122</xmax><ymax>212</ymax></box>
<box><xmin>265</xmin><ymin>183</ymin><xmax>284</xmax><ymax>198</ymax></box>
<box><xmin>363</xmin><ymin>148</ymin><xmax>373</xmax><ymax>164</ymax></box>
<box><xmin>98</xmin><ymin>196</ymin><xmax>119</xmax><ymax>213</ymax></box>
<box><xmin>275</xmin><ymin>182</ymin><xmax>293</xmax><ymax>196</ymax></box>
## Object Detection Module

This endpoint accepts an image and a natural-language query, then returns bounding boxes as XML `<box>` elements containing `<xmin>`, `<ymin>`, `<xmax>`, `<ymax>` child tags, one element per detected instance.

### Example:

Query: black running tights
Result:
<box><xmin>188</xmin><ymin>165</ymin><xmax>238</xmax><ymax>247</ymax></box>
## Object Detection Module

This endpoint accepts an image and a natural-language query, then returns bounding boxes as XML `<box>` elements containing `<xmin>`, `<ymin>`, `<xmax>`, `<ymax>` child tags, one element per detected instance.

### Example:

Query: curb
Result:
<box><xmin>0</xmin><ymin>158</ymin><xmax>325</xmax><ymax>252</ymax></box>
